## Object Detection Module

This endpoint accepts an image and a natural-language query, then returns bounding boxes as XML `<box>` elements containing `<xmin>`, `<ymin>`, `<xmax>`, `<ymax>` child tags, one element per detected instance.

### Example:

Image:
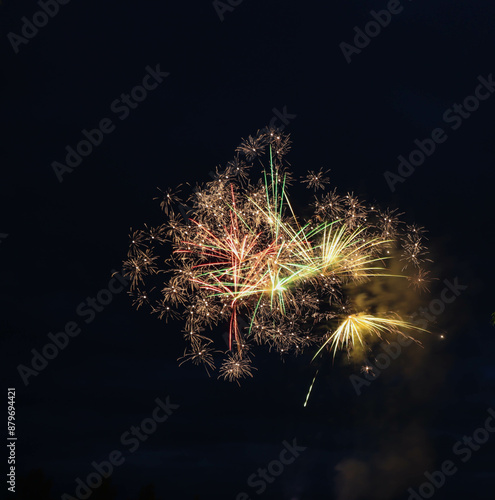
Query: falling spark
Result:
<box><xmin>304</xmin><ymin>369</ymin><xmax>319</xmax><ymax>407</ymax></box>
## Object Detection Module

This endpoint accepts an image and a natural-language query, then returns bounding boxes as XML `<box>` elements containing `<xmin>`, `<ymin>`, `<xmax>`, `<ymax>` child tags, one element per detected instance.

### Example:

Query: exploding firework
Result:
<box><xmin>123</xmin><ymin>127</ymin><xmax>431</xmax><ymax>384</ymax></box>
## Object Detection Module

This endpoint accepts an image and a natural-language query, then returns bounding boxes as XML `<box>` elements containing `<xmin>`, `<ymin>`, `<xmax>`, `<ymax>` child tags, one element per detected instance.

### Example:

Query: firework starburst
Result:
<box><xmin>123</xmin><ymin>129</ymin><xmax>431</xmax><ymax>383</ymax></box>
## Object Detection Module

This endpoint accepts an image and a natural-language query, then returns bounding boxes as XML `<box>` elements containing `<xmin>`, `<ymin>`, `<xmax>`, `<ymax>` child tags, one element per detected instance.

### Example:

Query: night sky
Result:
<box><xmin>1</xmin><ymin>1</ymin><xmax>495</xmax><ymax>499</ymax></box>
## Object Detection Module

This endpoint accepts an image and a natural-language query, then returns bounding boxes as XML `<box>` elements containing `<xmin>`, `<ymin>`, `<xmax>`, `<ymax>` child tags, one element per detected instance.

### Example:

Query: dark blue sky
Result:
<box><xmin>1</xmin><ymin>1</ymin><xmax>495</xmax><ymax>499</ymax></box>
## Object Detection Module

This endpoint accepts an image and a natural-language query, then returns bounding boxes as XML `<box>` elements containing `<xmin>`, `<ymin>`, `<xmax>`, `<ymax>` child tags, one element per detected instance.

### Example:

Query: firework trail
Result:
<box><xmin>123</xmin><ymin>127</ymin><xmax>430</xmax><ymax>386</ymax></box>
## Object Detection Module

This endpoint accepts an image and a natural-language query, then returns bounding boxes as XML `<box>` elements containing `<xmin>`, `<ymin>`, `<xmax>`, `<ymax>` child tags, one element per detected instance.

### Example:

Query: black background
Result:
<box><xmin>1</xmin><ymin>1</ymin><xmax>494</xmax><ymax>499</ymax></box>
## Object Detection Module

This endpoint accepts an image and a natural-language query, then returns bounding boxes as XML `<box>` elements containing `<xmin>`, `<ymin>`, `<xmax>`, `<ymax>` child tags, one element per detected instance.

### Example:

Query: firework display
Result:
<box><xmin>123</xmin><ymin>128</ymin><xmax>430</xmax><ymax>382</ymax></box>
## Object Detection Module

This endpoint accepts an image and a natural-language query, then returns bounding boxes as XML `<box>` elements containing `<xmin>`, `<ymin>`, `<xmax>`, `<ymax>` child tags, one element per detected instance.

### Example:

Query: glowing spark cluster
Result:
<box><xmin>123</xmin><ymin>128</ymin><xmax>431</xmax><ymax>382</ymax></box>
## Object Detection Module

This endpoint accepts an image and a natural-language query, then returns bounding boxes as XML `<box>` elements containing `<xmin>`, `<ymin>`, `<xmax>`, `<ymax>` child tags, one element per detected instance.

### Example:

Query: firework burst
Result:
<box><xmin>123</xmin><ymin>128</ymin><xmax>431</xmax><ymax>384</ymax></box>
